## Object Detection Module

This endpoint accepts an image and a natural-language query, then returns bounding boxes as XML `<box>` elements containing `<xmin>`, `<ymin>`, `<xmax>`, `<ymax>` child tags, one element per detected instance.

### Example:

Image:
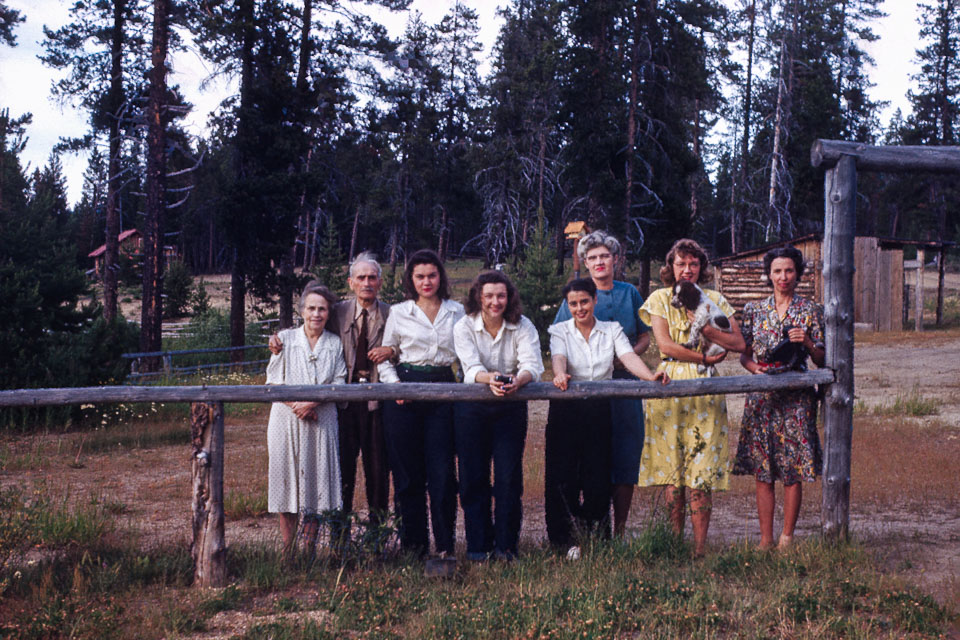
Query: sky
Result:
<box><xmin>0</xmin><ymin>0</ymin><xmax>922</xmax><ymax>206</ymax></box>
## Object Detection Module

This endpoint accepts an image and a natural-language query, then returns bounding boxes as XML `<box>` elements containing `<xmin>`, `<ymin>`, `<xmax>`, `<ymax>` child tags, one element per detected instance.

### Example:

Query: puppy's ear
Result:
<box><xmin>677</xmin><ymin>282</ymin><xmax>700</xmax><ymax>310</ymax></box>
<box><xmin>713</xmin><ymin>315</ymin><xmax>731</xmax><ymax>330</ymax></box>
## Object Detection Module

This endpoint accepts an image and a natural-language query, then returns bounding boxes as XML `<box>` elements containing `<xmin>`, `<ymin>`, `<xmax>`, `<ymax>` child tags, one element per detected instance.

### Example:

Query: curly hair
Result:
<box><xmin>577</xmin><ymin>230</ymin><xmax>622</xmax><ymax>261</ymax></box>
<box><xmin>659</xmin><ymin>238</ymin><xmax>714</xmax><ymax>286</ymax></box>
<box><xmin>402</xmin><ymin>249</ymin><xmax>451</xmax><ymax>300</ymax></box>
<box><xmin>298</xmin><ymin>280</ymin><xmax>337</xmax><ymax>313</ymax></box>
<box><xmin>762</xmin><ymin>246</ymin><xmax>805</xmax><ymax>286</ymax></box>
<box><xmin>464</xmin><ymin>271</ymin><xmax>522</xmax><ymax>323</ymax></box>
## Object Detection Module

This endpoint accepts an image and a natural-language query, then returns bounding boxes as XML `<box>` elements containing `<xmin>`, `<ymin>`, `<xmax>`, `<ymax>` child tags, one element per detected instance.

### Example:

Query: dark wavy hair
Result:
<box><xmin>402</xmin><ymin>249</ymin><xmax>451</xmax><ymax>300</ymax></box>
<box><xmin>561</xmin><ymin>277</ymin><xmax>597</xmax><ymax>300</ymax></box>
<box><xmin>464</xmin><ymin>271</ymin><xmax>523</xmax><ymax>323</ymax></box>
<box><xmin>763</xmin><ymin>246</ymin><xmax>805</xmax><ymax>286</ymax></box>
<box><xmin>659</xmin><ymin>238</ymin><xmax>714</xmax><ymax>286</ymax></box>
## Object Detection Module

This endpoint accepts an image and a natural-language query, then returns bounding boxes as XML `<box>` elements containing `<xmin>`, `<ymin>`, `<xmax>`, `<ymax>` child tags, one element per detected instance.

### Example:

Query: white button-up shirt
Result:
<box><xmin>378</xmin><ymin>299</ymin><xmax>465</xmax><ymax>383</ymax></box>
<box><xmin>453</xmin><ymin>314</ymin><xmax>544</xmax><ymax>384</ymax></box>
<box><xmin>548</xmin><ymin>318</ymin><xmax>633</xmax><ymax>382</ymax></box>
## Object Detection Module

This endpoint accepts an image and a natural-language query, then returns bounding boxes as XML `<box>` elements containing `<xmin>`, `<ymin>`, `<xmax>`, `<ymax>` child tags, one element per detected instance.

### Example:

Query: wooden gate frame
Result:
<box><xmin>812</xmin><ymin>139</ymin><xmax>960</xmax><ymax>540</ymax></box>
<box><xmin>9</xmin><ymin>139</ymin><xmax>959</xmax><ymax>586</ymax></box>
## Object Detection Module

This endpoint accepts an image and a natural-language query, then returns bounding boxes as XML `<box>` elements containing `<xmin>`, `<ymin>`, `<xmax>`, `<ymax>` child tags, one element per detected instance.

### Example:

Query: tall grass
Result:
<box><xmin>872</xmin><ymin>389</ymin><xmax>940</xmax><ymax>417</ymax></box>
<box><xmin>1</xmin><ymin>503</ymin><xmax>952</xmax><ymax>639</ymax></box>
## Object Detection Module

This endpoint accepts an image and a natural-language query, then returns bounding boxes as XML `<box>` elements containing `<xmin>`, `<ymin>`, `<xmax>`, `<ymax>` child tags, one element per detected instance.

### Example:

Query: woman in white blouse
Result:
<box><xmin>379</xmin><ymin>249</ymin><xmax>464</xmax><ymax>558</ymax></box>
<box><xmin>453</xmin><ymin>271</ymin><xmax>543</xmax><ymax>561</ymax></box>
<box><xmin>266</xmin><ymin>282</ymin><xmax>347</xmax><ymax>556</ymax></box>
<box><xmin>546</xmin><ymin>278</ymin><xmax>668</xmax><ymax>559</ymax></box>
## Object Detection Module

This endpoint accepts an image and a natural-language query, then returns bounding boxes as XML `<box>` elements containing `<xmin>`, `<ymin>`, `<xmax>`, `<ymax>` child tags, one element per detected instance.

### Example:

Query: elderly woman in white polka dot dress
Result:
<box><xmin>638</xmin><ymin>239</ymin><xmax>744</xmax><ymax>557</ymax></box>
<box><xmin>266</xmin><ymin>281</ymin><xmax>347</xmax><ymax>555</ymax></box>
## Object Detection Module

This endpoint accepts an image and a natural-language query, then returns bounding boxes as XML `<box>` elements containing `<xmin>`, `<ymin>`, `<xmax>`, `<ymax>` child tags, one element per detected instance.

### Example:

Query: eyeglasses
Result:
<box><xmin>584</xmin><ymin>252</ymin><xmax>613</xmax><ymax>263</ymax></box>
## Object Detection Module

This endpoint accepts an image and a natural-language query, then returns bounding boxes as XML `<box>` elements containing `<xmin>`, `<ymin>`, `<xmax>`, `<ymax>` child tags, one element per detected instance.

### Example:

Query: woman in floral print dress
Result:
<box><xmin>734</xmin><ymin>246</ymin><xmax>825</xmax><ymax>550</ymax></box>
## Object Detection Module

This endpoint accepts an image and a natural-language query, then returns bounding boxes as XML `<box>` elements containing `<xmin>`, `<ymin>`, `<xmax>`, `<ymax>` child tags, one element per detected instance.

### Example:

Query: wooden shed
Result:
<box><xmin>713</xmin><ymin>234</ymin><xmax>952</xmax><ymax>331</ymax></box>
<box><xmin>712</xmin><ymin>233</ymin><xmax>822</xmax><ymax>317</ymax></box>
<box><xmin>88</xmin><ymin>229</ymin><xmax>179</xmax><ymax>277</ymax></box>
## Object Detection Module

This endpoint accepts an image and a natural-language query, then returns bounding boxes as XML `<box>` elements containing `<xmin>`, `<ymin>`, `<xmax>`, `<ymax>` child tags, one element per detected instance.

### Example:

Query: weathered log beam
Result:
<box><xmin>821</xmin><ymin>155</ymin><xmax>856</xmax><ymax>541</ymax></box>
<box><xmin>811</xmin><ymin>139</ymin><xmax>960</xmax><ymax>173</ymax></box>
<box><xmin>0</xmin><ymin>370</ymin><xmax>834</xmax><ymax>406</ymax></box>
<box><xmin>190</xmin><ymin>402</ymin><xmax>226</xmax><ymax>588</ymax></box>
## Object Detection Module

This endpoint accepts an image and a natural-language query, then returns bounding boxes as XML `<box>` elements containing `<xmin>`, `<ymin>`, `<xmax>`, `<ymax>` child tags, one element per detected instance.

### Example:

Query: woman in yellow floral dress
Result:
<box><xmin>638</xmin><ymin>239</ymin><xmax>744</xmax><ymax>557</ymax></box>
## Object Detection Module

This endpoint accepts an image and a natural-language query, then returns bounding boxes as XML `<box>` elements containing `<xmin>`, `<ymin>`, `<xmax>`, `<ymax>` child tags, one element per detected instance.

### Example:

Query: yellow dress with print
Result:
<box><xmin>638</xmin><ymin>287</ymin><xmax>735</xmax><ymax>490</ymax></box>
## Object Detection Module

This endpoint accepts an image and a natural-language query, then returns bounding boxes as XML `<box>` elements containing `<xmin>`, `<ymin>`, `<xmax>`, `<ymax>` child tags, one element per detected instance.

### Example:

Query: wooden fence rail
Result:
<box><xmin>0</xmin><ymin>371</ymin><xmax>833</xmax><ymax>406</ymax></box>
<box><xmin>0</xmin><ymin>371</ymin><xmax>833</xmax><ymax>587</ymax></box>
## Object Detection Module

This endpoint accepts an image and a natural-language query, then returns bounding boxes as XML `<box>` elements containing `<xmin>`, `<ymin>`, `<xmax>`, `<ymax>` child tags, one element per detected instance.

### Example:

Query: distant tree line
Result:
<box><xmin>2</xmin><ymin>0</ymin><xmax>960</xmax><ymax>389</ymax></box>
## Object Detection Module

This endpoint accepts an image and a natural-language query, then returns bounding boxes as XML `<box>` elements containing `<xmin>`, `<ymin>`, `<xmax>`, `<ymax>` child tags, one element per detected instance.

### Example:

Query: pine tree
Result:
<box><xmin>476</xmin><ymin>0</ymin><xmax>564</xmax><ymax>267</ymax></box>
<box><xmin>509</xmin><ymin>211</ymin><xmax>565</xmax><ymax>351</ymax></box>
<box><xmin>0</xmin><ymin>2</ymin><xmax>23</xmax><ymax>47</ymax></box>
<box><xmin>140</xmin><ymin>0</ymin><xmax>172</xmax><ymax>360</ymax></box>
<box><xmin>310</xmin><ymin>216</ymin><xmax>347</xmax><ymax>296</ymax></box>
<box><xmin>41</xmin><ymin>0</ymin><xmax>151</xmax><ymax>323</ymax></box>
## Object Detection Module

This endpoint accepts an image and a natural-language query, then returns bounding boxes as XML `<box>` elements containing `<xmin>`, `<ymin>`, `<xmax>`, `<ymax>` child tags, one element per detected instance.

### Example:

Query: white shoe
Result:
<box><xmin>566</xmin><ymin>545</ymin><xmax>581</xmax><ymax>561</ymax></box>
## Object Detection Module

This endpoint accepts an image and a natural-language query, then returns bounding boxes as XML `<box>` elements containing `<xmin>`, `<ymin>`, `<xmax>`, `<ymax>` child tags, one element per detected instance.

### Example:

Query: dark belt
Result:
<box><xmin>396</xmin><ymin>363</ymin><xmax>455</xmax><ymax>384</ymax></box>
<box><xmin>397</xmin><ymin>363</ymin><xmax>451</xmax><ymax>374</ymax></box>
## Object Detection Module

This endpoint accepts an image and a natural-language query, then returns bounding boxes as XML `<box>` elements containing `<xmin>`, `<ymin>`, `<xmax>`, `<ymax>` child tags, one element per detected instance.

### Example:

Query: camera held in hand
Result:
<box><xmin>494</xmin><ymin>374</ymin><xmax>513</xmax><ymax>384</ymax></box>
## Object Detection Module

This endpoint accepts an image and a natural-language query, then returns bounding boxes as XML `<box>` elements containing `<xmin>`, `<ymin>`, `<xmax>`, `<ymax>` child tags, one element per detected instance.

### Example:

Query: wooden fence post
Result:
<box><xmin>190</xmin><ymin>401</ymin><xmax>227</xmax><ymax>587</ymax></box>
<box><xmin>915</xmin><ymin>249</ymin><xmax>924</xmax><ymax>331</ymax></box>
<box><xmin>821</xmin><ymin>155</ymin><xmax>856</xmax><ymax>540</ymax></box>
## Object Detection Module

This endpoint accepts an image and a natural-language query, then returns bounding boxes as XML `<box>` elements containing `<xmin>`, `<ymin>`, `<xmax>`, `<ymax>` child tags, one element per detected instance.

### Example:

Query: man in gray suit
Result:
<box><xmin>332</xmin><ymin>252</ymin><xmax>393</xmax><ymax>523</ymax></box>
<box><xmin>269</xmin><ymin>252</ymin><xmax>393</xmax><ymax>523</ymax></box>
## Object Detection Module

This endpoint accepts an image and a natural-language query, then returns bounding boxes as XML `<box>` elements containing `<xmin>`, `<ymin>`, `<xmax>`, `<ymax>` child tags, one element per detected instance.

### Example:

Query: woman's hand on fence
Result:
<box><xmin>552</xmin><ymin>372</ymin><xmax>571</xmax><ymax>391</ymax></box>
<box><xmin>653</xmin><ymin>371</ymin><xmax>670</xmax><ymax>385</ymax></box>
<box><xmin>268</xmin><ymin>333</ymin><xmax>283</xmax><ymax>355</ymax></box>
<box><xmin>367</xmin><ymin>346</ymin><xmax>393</xmax><ymax>365</ymax></box>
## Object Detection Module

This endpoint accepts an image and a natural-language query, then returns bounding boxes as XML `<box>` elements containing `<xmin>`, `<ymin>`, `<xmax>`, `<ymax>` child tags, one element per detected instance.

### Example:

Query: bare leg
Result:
<box><xmin>755</xmin><ymin>480</ymin><xmax>776</xmax><ymax>549</ymax></box>
<box><xmin>689</xmin><ymin>489</ymin><xmax>712</xmax><ymax>557</ymax></box>
<box><xmin>302</xmin><ymin>518</ymin><xmax>319</xmax><ymax>555</ymax></box>
<box><xmin>664</xmin><ymin>485</ymin><xmax>685</xmax><ymax>537</ymax></box>
<box><xmin>612</xmin><ymin>484</ymin><xmax>635</xmax><ymax>538</ymax></box>
<box><xmin>779</xmin><ymin>483</ymin><xmax>802</xmax><ymax>548</ymax></box>
<box><xmin>279</xmin><ymin>513</ymin><xmax>299</xmax><ymax>555</ymax></box>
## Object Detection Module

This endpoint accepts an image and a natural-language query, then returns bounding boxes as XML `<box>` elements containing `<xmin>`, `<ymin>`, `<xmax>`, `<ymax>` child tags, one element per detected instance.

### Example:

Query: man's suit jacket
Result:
<box><xmin>330</xmin><ymin>298</ymin><xmax>390</xmax><ymax>384</ymax></box>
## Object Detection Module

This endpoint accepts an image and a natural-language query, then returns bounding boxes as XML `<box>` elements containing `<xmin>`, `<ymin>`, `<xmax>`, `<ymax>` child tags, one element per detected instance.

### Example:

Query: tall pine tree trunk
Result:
<box><xmin>231</xmin><ymin>0</ymin><xmax>256</xmax><ymax>361</ymax></box>
<box><xmin>140</xmin><ymin>0</ymin><xmax>168</xmax><ymax>363</ymax></box>
<box><xmin>103</xmin><ymin>0</ymin><xmax>125</xmax><ymax>324</ymax></box>
<box><xmin>767</xmin><ymin>0</ymin><xmax>796</xmax><ymax>240</ymax></box>
<box><xmin>279</xmin><ymin>0</ymin><xmax>313</xmax><ymax>329</ymax></box>
<box><xmin>625</xmin><ymin>0</ymin><xmax>641</xmax><ymax>239</ymax></box>
<box><xmin>690</xmin><ymin>97</ymin><xmax>702</xmax><ymax>222</ymax></box>
<box><xmin>349</xmin><ymin>204</ymin><xmax>360</xmax><ymax>262</ymax></box>
<box><xmin>732</xmin><ymin>0</ymin><xmax>756</xmax><ymax>253</ymax></box>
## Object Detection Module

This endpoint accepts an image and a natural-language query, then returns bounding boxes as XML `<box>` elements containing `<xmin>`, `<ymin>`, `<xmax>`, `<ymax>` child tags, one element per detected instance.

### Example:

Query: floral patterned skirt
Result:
<box><xmin>732</xmin><ymin>388</ymin><xmax>822</xmax><ymax>485</ymax></box>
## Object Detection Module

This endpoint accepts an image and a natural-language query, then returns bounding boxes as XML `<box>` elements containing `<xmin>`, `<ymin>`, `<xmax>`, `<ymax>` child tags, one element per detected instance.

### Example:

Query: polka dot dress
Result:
<box><xmin>266</xmin><ymin>327</ymin><xmax>346</xmax><ymax>515</ymax></box>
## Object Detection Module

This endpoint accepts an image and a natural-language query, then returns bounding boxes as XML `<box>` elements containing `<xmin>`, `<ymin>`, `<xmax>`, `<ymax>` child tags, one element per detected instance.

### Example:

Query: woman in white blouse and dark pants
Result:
<box><xmin>379</xmin><ymin>250</ymin><xmax>464</xmax><ymax>557</ymax></box>
<box><xmin>546</xmin><ymin>278</ymin><xmax>669</xmax><ymax>558</ymax></box>
<box><xmin>453</xmin><ymin>271</ymin><xmax>543</xmax><ymax>561</ymax></box>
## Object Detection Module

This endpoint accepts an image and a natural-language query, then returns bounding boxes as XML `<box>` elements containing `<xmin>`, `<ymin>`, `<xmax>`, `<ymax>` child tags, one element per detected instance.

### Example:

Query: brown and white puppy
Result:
<box><xmin>670</xmin><ymin>281</ymin><xmax>731</xmax><ymax>374</ymax></box>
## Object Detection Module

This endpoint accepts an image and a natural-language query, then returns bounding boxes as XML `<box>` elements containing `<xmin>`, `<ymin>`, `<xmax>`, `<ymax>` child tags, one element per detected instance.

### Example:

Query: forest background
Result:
<box><xmin>3</xmin><ymin>0</ymin><xmax>960</xmax><ymax>396</ymax></box>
